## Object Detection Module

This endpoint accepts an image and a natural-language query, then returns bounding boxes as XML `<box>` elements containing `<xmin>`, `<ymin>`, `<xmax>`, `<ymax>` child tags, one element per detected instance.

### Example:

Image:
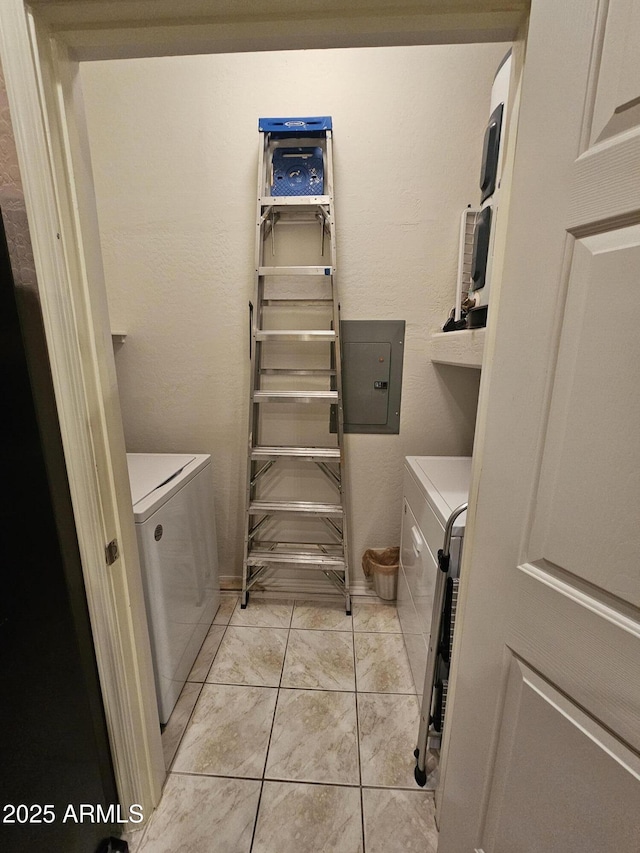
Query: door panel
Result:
<box><xmin>484</xmin><ymin>658</ymin><xmax>640</xmax><ymax>853</ymax></box>
<box><xmin>529</xmin><ymin>227</ymin><xmax>640</xmax><ymax>604</ymax></box>
<box><xmin>591</xmin><ymin>0</ymin><xmax>640</xmax><ymax>144</ymax></box>
<box><xmin>509</xmin><ymin>563</ymin><xmax>640</xmax><ymax>751</ymax></box>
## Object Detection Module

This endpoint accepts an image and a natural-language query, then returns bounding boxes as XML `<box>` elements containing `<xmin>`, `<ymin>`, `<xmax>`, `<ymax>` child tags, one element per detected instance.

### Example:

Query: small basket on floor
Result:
<box><xmin>362</xmin><ymin>547</ymin><xmax>400</xmax><ymax>600</ymax></box>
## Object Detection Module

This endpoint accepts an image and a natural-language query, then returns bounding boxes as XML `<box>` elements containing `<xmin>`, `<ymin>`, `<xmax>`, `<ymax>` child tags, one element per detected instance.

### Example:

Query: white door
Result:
<box><xmin>438</xmin><ymin>1</ymin><xmax>640</xmax><ymax>850</ymax></box>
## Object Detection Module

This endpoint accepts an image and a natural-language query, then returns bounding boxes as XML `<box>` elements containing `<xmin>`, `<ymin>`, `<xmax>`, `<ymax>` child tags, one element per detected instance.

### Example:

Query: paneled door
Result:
<box><xmin>438</xmin><ymin>0</ymin><xmax>640</xmax><ymax>850</ymax></box>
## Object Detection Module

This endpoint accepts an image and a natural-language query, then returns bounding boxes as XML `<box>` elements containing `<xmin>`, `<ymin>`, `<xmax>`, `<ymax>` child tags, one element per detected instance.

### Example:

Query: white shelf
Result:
<box><xmin>430</xmin><ymin>328</ymin><xmax>486</xmax><ymax>369</ymax></box>
<box><xmin>111</xmin><ymin>331</ymin><xmax>127</xmax><ymax>344</ymax></box>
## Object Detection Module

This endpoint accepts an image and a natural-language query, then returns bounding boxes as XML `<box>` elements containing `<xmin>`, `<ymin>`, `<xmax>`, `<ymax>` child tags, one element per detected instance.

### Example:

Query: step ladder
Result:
<box><xmin>241</xmin><ymin>116</ymin><xmax>351</xmax><ymax>614</ymax></box>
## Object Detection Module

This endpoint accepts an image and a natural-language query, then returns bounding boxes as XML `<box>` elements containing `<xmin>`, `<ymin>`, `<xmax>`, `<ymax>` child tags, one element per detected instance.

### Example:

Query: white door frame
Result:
<box><xmin>0</xmin><ymin>0</ymin><xmax>528</xmax><ymax>826</ymax></box>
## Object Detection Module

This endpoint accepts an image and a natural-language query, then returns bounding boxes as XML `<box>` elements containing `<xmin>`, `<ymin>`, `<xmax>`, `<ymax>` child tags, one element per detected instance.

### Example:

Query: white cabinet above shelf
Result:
<box><xmin>430</xmin><ymin>328</ymin><xmax>485</xmax><ymax>369</ymax></box>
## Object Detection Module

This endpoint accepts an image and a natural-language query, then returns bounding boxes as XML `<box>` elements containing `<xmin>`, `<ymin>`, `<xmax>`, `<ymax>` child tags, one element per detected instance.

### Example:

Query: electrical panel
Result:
<box><xmin>333</xmin><ymin>320</ymin><xmax>405</xmax><ymax>434</ymax></box>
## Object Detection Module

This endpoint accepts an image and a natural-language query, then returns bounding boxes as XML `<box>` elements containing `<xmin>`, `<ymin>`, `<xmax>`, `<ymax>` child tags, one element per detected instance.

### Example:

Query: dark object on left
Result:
<box><xmin>0</xmin><ymin>203</ymin><xmax>120</xmax><ymax>853</ymax></box>
<box><xmin>97</xmin><ymin>838</ymin><xmax>129</xmax><ymax>853</ymax></box>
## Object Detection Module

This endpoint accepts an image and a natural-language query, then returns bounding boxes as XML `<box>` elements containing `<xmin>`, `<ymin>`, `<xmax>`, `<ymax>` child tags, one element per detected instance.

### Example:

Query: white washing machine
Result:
<box><xmin>397</xmin><ymin>456</ymin><xmax>471</xmax><ymax>696</ymax></box>
<box><xmin>127</xmin><ymin>453</ymin><xmax>220</xmax><ymax>724</ymax></box>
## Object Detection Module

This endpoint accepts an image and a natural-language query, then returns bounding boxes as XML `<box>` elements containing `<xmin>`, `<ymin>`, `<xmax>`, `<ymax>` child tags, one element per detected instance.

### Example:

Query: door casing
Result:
<box><xmin>0</xmin><ymin>0</ymin><xmax>529</xmax><ymax>829</ymax></box>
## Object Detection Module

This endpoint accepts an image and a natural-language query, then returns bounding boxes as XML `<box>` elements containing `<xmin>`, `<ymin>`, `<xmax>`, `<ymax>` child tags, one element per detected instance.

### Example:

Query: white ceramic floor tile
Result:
<box><xmin>161</xmin><ymin>681</ymin><xmax>202</xmax><ymax>769</ymax></box>
<box><xmin>352</xmin><ymin>600</ymin><xmax>402</xmax><ymax>633</ymax></box>
<box><xmin>252</xmin><ymin>781</ymin><xmax>363</xmax><ymax>853</ymax></box>
<box><xmin>213</xmin><ymin>595</ymin><xmax>239</xmax><ymax>625</ymax></box>
<box><xmin>187</xmin><ymin>624</ymin><xmax>226</xmax><ymax>682</ymax></box>
<box><xmin>205</xmin><ymin>626</ymin><xmax>288</xmax><ymax>687</ymax></box>
<box><xmin>172</xmin><ymin>683</ymin><xmax>277</xmax><ymax>778</ymax></box>
<box><xmin>229</xmin><ymin>597</ymin><xmax>294</xmax><ymax>628</ymax></box>
<box><xmin>358</xmin><ymin>692</ymin><xmax>421</xmax><ymax>788</ymax></box>
<box><xmin>362</xmin><ymin>787</ymin><xmax>438</xmax><ymax>853</ymax></box>
<box><xmin>137</xmin><ymin>773</ymin><xmax>261</xmax><ymax>853</ymax></box>
<box><xmin>281</xmin><ymin>629</ymin><xmax>355</xmax><ymax>691</ymax></box>
<box><xmin>354</xmin><ymin>632</ymin><xmax>415</xmax><ymax>693</ymax></box>
<box><xmin>265</xmin><ymin>688</ymin><xmax>359</xmax><ymax>785</ymax></box>
<box><xmin>292</xmin><ymin>600</ymin><xmax>353</xmax><ymax>631</ymax></box>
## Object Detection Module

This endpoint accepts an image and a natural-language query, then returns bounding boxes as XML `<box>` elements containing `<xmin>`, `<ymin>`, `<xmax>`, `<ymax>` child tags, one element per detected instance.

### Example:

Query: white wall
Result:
<box><xmin>80</xmin><ymin>43</ymin><xmax>507</xmax><ymax>588</ymax></box>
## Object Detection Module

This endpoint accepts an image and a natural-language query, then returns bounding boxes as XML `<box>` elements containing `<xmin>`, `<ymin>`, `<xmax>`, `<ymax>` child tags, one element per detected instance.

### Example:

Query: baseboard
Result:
<box><xmin>220</xmin><ymin>574</ymin><xmax>376</xmax><ymax>598</ymax></box>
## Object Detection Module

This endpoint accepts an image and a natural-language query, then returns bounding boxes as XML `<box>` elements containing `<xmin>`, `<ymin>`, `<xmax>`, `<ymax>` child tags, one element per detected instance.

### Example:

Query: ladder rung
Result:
<box><xmin>249</xmin><ymin>500</ymin><xmax>343</xmax><ymax>516</ymax></box>
<box><xmin>259</xmin><ymin>266</ymin><xmax>333</xmax><ymax>276</ymax></box>
<box><xmin>252</xmin><ymin>446</ymin><xmax>341</xmax><ymax>460</ymax></box>
<box><xmin>259</xmin><ymin>368</ymin><xmax>336</xmax><ymax>376</ymax></box>
<box><xmin>247</xmin><ymin>549</ymin><xmax>345</xmax><ymax>567</ymax></box>
<box><xmin>256</xmin><ymin>330</ymin><xmax>336</xmax><ymax>342</ymax></box>
<box><xmin>263</xmin><ymin>300</ymin><xmax>333</xmax><ymax>307</ymax></box>
<box><xmin>260</xmin><ymin>195</ymin><xmax>330</xmax><ymax>206</ymax></box>
<box><xmin>253</xmin><ymin>390</ymin><xmax>338</xmax><ymax>403</ymax></box>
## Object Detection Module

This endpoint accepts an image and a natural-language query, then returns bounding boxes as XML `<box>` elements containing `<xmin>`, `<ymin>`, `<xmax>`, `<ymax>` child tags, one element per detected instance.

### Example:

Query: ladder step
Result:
<box><xmin>256</xmin><ymin>330</ymin><xmax>336</xmax><ymax>342</ymax></box>
<box><xmin>259</xmin><ymin>368</ymin><xmax>336</xmax><ymax>376</ymax></box>
<box><xmin>249</xmin><ymin>500</ymin><xmax>343</xmax><ymax>516</ymax></box>
<box><xmin>247</xmin><ymin>548</ymin><xmax>345</xmax><ymax>567</ymax></box>
<box><xmin>252</xmin><ymin>446</ymin><xmax>341</xmax><ymax>461</ymax></box>
<box><xmin>253</xmin><ymin>390</ymin><xmax>338</xmax><ymax>403</ymax></box>
<box><xmin>259</xmin><ymin>266</ymin><xmax>333</xmax><ymax>276</ymax></box>
<box><xmin>263</xmin><ymin>299</ymin><xmax>333</xmax><ymax>307</ymax></box>
<box><xmin>260</xmin><ymin>195</ymin><xmax>331</xmax><ymax>206</ymax></box>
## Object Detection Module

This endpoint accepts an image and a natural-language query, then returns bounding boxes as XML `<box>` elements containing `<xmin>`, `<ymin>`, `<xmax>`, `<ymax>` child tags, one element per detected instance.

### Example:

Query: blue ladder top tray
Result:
<box><xmin>259</xmin><ymin>116</ymin><xmax>332</xmax><ymax>135</ymax></box>
<box><xmin>271</xmin><ymin>147</ymin><xmax>324</xmax><ymax>196</ymax></box>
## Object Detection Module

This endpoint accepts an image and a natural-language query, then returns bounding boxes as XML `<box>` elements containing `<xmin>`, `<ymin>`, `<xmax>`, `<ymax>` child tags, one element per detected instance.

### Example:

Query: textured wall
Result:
<box><xmin>80</xmin><ymin>44</ymin><xmax>507</xmax><ymax>586</ymax></box>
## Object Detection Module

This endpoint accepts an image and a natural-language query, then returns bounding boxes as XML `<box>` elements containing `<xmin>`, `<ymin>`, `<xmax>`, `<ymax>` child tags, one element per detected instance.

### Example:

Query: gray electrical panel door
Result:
<box><xmin>335</xmin><ymin>320</ymin><xmax>405</xmax><ymax>434</ymax></box>
<box><xmin>343</xmin><ymin>341</ymin><xmax>391</xmax><ymax>425</ymax></box>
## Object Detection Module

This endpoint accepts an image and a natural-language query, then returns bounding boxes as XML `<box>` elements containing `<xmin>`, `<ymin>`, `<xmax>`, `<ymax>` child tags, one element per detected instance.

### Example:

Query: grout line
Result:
<box><xmin>248</xmin><ymin>780</ymin><xmax>265</xmax><ymax>853</ymax></box>
<box><xmin>248</xmin><ymin>605</ymin><xmax>294</xmax><ymax>851</ymax></box>
<box><xmin>352</xmin><ymin>614</ymin><xmax>368</xmax><ymax>853</ymax></box>
<box><xmin>170</xmin><ymin>769</ymin><xmax>264</xmax><ymax>782</ymax></box>
<box><xmin>259</xmin><ymin>775</ymin><xmax>361</xmax><ymax>788</ymax></box>
<box><xmin>168</xmin><ymin>769</ymin><xmax>433</xmax><ymax>794</ymax></box>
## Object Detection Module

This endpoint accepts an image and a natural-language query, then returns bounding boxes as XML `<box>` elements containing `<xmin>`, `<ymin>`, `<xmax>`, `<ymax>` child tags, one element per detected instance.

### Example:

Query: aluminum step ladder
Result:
<box><xmin>241</xmin><ymin>116</ymin><xmax>351</xmax><ymax>614</ymax></box>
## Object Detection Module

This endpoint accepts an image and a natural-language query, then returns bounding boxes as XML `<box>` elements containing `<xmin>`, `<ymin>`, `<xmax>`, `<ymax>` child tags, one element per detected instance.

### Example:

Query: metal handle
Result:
<box><xmin>438</xmin><ymin>502</ymin><xmax>468</xmax><ymax>572</ymax></box>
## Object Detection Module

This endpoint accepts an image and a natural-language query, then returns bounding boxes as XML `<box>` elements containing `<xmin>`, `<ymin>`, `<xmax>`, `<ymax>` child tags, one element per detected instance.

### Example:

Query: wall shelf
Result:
<box><xmin>430</xmin><ymin>328</ymin><xmax>485</xmax><ymax>369</ymax></box>
<box><xmin>111</xmin><ymin>331</ymin><xmax>127</xmax><ymax>345</ymax></box>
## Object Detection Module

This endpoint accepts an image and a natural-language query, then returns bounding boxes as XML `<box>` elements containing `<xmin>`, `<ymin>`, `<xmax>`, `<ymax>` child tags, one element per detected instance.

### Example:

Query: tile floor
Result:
<box><xmin>126</xmin><ymin>594</ymin><xmax>438</xmax><ymax>853</ymax></box>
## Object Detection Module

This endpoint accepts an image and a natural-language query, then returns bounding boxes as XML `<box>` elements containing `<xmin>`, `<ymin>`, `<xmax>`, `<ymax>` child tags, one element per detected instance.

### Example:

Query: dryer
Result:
<box><xmin>397</xmin><ymin>456</ymin><xmax>471</xmax><ymax>697</ymax></box>
<box><xmin>127</xmin><ymin>453</ymin><xmax>220</xmax><ymax>724</ymax></box>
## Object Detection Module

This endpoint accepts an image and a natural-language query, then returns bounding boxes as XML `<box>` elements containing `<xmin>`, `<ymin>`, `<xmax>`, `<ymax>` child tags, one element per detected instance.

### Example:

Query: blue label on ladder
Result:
<box><xmin>259</xmin><ymin>116</ymin><xmax>332</xmax><ymax>133</ymax></box>
<box><xmin>271</xmin><ymin>147</ymin><xmax>324</xmax><ymax>196</ymax></box>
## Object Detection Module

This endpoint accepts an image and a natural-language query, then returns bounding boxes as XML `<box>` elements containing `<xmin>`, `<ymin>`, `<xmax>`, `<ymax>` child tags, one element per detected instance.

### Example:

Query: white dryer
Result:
<box><xmin>127</xmin><ymin>453</ymin><xmax>220</xmax><ymax>724</ymax></box>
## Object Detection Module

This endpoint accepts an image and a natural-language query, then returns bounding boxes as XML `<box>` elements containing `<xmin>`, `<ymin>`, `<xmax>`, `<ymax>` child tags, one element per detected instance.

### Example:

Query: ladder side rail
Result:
<box><xmin>325</xmin><ymin>130</ymin><xmax>351</xmax><ymax>612</ymax></box>
<box><xmin>242</xmin><ymin>128</ymin><xmax>270</xmax><ymax>607</ymax></box>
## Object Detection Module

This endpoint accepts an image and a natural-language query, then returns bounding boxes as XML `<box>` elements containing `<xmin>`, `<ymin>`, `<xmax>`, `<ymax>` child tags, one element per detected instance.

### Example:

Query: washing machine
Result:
<box><xmin>127</xmin><ymin>453</ymin><xmax>220</xmax><ymax>724</ymax></box>
<box><xmin>397</xmin><ymin>456</ymin><xmax>471</xmax><ymax>696</ymax></box>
